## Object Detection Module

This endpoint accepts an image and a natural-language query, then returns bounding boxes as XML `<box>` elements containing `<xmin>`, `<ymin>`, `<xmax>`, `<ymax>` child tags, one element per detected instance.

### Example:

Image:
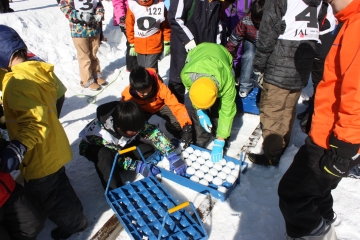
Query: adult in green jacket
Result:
<box><xmin>181</xmin><ymin>42</ymin><xmax>237</xmax><ymax>162</ymax></box>
<box><xmin>0</xmin><ymin>25</ymin><xmax>87</xmax><ymax>240</ymax></box>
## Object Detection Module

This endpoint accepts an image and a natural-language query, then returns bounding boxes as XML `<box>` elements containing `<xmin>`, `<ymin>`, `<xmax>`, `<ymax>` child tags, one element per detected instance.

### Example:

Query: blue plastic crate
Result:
<box><xmin>146</xmin><ymin>145</ymin><xmax>248</xmax><ymax>202</ymax></box>
<box><xmin>105</xmin><ymin>147</ymin><xmax>208</xmax><ymax>240</ymax></box>
<box><xmin>236</xmin><ymin>88</ymin><xmax>260</xmax><ymax>115</ymax></box>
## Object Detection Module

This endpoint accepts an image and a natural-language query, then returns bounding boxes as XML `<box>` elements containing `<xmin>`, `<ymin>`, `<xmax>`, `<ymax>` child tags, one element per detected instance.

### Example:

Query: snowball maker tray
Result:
<box><xmin>147</xmin><ymin>145</ymin><xmax>248</xmax><ymax>202</ymax></box>
<box><xmin>105</xmin><ymin>147</ymin><xmax>208</xmax><ymax>240</ymax></box>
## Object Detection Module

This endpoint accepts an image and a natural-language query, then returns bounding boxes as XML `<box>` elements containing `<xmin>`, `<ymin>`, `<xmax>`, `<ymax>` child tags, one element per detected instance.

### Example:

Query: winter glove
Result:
<box><xmin>94</xmin><ymin>14</ymin><xmax>102</xmax><ymax>22</ymax></box>
<box><xmin>167</xmin><ymin>152</ymin><xmax>187</xmax><ymax>176</ymax></box>
<box><xmin>129</xmin><ymin>44</ymin><xmax>137</xmax><ymax>56</ymax></box>
<box><xmin>320</xmin><ymin>133</ymin><xmax>360</xmax><ymax>177</ymax></box>
<box><xmin>211</xmin><ymin>139</ymin><xmax>225</xmax><ymax>163</ymax></box>
<box><xmin>197</xmin><ymin>110</ymin><xmax>212</xmax><ymax>133</ymax></box>
<box><xmin>76</xmin><ymin>12</ymin><xmax>94</xmax><ymax>23</ymax></box>
<box><xmin>135</xmin><ymin>161</ymin><xmax>161</xmax><ymax>177</ymax></box>
<box><xmin>0</xmin><ymin>140</ymin><xmax>27</xmax><ymax>173</ymax></box>
<box><xmin>119</xmin><ymin>16</ymin><xmax>126</xmax><ymax>33</ymax></box>
<box><xmin>185</xmin><ymin>39</ymin><xmax>196</xmax><ymax>52</ymax></box>
<box><xmin>253</xmin><ymin>70</ymin><xmax>264</xmax><ymax>89</ymax></box>
<box><xmin>181</xmin><ymin>124</ymin><xmax>193</xmax><ymax>148</ymax></box>
<box><xmin>163</xmin><ymin>41</ymin><xmax>170</xmax><ymax>56</ymax></box>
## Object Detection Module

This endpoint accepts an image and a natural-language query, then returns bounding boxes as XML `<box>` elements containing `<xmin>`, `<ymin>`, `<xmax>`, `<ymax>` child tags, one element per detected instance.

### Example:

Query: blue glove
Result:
<box><xmin>167</xmin><ymin>152</ymin><xmax>187</xmax><ymax>176</ymax></box>
<box><xmin>135</xmin><ymin>161</ymin><xmax>161</xmax><ymax>177</ymax></box>
<box><xmin>197</xmin><ymin>110</ymin><xmax>212</xmax><ymax>133</ymax></box>
<box><xmin>0</xmin><ymin>140</ymin><xmax>27</xmax><ymax>173</ymax></box>
<box><xmin>211</xmin><ymin>139</ymin><xmax>225</xmax><ymax>163</ymax></box>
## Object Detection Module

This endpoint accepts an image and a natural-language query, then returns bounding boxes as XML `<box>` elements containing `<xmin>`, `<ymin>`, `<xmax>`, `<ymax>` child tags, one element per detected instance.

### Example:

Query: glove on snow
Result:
<box><xmin>135</xmin><ymin>161</ymin><xmax>161</xmax><ymax>177</ymax></box>
<box><xmin>163</xmin><ymin>41</ymin><xmax>170</xmax><ymax>56</ymax></box>
<box><xmin>320</xmin><ymin>133</ymin><xmax>360</xmax><ymax>177</ymax></box>
<box><xmin>185</xmin><ymin>39</ymin><xmax>196</xmax><ymax>52</ymax></box>
<box><xmin>0</xmin><ymin>140</ymin><xmax>27</xmax><ymax>173</ymax></box>
<box><xmin>197</xmin><ymin>110</ymin><xmax>212</xmax><ymax>133</ymax></box>
<box><xmin>211</xmin><ymin>139</ymin><xmax>225</xmax><ymax>163</ymax></box>
<box><xmin>181</xmin><ymin>124</ymin><xmax>193</xmax><ymax>148</ymax></box>
<box><xmin>167</xmin><ymin>152</ymin><xmax>187</xmax><ymax>176</ymax></box>
<box><xmin>129</xmin><ymin>44</ymin><xmax>137</xmax><ymax>56</ymax></box>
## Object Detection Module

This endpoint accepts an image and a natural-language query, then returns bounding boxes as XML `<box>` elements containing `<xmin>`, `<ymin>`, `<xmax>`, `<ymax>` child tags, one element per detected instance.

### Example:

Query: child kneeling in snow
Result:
<box><xmin>79</xmin><ymin>100</ymin><xmax>186</xmax><ymax>190</ymax></box>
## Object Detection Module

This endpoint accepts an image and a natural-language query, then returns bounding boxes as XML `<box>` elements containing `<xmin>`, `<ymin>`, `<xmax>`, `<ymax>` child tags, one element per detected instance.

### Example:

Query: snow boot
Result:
<box><xmin>285</xmin><ymin>218</ymin><xmax>337</xmax><ymax>240</ymax></box>
<box><xmin>51</xmin><ymin>217</ymin><xmax>88</xmax><ymax>240</ymax></box>
<box><xmin>247</xmin><ymin>153</ymin><xmax>279</xmax><ymax>166</ymax></box>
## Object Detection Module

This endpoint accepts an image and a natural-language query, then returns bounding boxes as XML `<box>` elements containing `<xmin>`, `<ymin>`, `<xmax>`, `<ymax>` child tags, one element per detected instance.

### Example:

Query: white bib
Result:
<box><xmin>279</xmin><ymin>0</ymin><xmax>321</xmax><ymax>41</ymax></box>
<box><xmin>128</xmin><ymin>0</ymin><xmax>165</xmax><ymax>38</ymax></box>
<box><xmin>74</xmin><ymin>0</ymin><xmax>98</xmax><ymax>13</ymax></box>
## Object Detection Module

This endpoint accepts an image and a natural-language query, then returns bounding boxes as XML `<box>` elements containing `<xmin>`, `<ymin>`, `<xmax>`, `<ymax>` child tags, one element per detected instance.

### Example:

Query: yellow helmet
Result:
<box><xmin>189</xmin><ymin>77</ymin><xmax>218</xmax><ymax>109</ymax></box>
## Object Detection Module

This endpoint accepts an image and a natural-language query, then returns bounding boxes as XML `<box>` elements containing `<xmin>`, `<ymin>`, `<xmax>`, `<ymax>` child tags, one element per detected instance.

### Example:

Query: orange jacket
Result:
<box><xmin>126</xmin><ymin>0</ymin><xmax>171</xmax><ymax>54</ymax></box>
<box><xmin>121</xmin><ymin>68</ymin><xmax>191</xmax><ymax>128</ymax></box>
<box><xmin>309</xmin><ymin>0</ymin><xmax>360</xmax><ymax>149</ymax></box>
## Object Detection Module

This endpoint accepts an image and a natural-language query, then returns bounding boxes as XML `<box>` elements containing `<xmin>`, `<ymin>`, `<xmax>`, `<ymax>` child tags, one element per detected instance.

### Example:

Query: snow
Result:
<box><xmin>1</xmin><ymin>0</ymin><xmax>360</xmax><ymax>239</ymax></box>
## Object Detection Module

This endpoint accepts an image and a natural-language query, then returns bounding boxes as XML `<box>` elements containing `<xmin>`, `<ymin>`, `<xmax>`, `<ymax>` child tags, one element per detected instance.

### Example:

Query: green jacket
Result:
<box><xmin>1</xmin><ymin>61</ymin><xmax>72</xmax><ymax>181</ymax></box>
<box><xmin>181</xmin><ymin>43</ymin><xmax>237</xmax><ymax>139</ymax></box>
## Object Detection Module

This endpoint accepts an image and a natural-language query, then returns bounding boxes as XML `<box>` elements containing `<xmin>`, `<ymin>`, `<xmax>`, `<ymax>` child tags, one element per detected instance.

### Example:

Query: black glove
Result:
<box><xmin>181</xmin><ymin>124</ymin><xmax>193</xmax><ymax>148</ymax></box>
<box><xmin>320</xmin><ymin>133</ymin><xmax>360</xmax><ymax>177</ymax></box>
<box><xmin>119</xmin><ymin>16</ymin><xmax>126</xmax><ymax>33</ymax></box>
<box><xmin>0</xmin><ymin>140</ymin><xmax>27</xmax><ymax>173</ymax></box>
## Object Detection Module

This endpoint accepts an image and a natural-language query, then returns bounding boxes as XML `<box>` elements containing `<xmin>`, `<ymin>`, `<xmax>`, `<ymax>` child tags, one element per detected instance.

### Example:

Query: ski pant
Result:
<box><xmin>259</xmin><ymin>82</ymin><xmax>301</xmax><ymax>160</ymax></box>
<box><xmin>137</xmin><ymin>53</ymin><xmax>160</xmax><ymax>73</ymax></box>
<box><xmin>125</xmin><ymin>39</ymin><xmax>138</xmax><ymax>72</ymax></box>
<box><xmin>0</xmin><ymin>0</ymin><xmax>10</xmax><ymax>12</ymax></box>
<box><xmin>278</xmin><ymin>137</ymin><xmax>360</xmax><ymax>238</ymax></box>
<box><xmin>143</xmin><ymin>106</ymin><xmax>182</xmax><ymax>139</ymax></box>
<box><xmin>24</xmin><ymin>167</ymin><xmax>87</xmax><ymax>235</ymax></box>
<box><xmin>0</xmin><ymin>183</ymin><xmax>43</xmax><ymax>240</ymax></box>
<box><xmin>72</xmin><ymin>35</ymin><xmax>101</xmax><ymax>87</ymax></box>
<box><xmin>81</xmin><ymin>140</ymin><xmax>155</xmax><ymax>190</ymax></box>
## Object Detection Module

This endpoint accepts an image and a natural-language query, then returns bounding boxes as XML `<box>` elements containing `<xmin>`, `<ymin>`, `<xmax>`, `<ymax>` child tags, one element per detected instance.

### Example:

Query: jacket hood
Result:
<box><xmin>335</xmin><ymin>0</ymin><xmax>360</xmax><ymax>22</ymax></box>
<box><xmin>5</xmin><ymin>61</ymin><xmax>59</xmax><ymax>93</ymax></box>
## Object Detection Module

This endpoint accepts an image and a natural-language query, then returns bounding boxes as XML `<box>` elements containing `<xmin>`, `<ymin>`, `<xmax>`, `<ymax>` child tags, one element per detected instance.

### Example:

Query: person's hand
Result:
<box><xmin>167</xmin><ymin>152</ymin><xmax>187</xmax><ymax>176</ymax></box>
<box><xmin>94</xmin><ymin>14</ymin><xmax>102</xmax><ymax>22</ymax></box>
<box><xmin>185</xmin><ymin>39</ymin><xmax>196</xmax><ymax>52</ymax></box>
<box><xmin>181</xmin><ymin>124</ymin><xmax>193</xmax><ymax>148</ymax></box>
<box><xmin>253</xmin><ymin>70</ymin><xmax>264</xmax><ymax>88</ymax></box>
<box><xmin>197</xmin><ymin>110</ymin><xmax>212</xmax><ymax>133</ymax></box>
<box><xmin>163</xmin><ymin>41</ymin><xmax>170</xmax><ymax>56</ymax></box>
<box><xmin>211</xmin><ymin>139</ymin><xmax>225</xmax><ymax>163</ymax></box>
<box><xmin>76</xmin><ymin>12</ymin><xmax>94</xmax><ymax>23</ymax></box>
<box><xmin>119</xmin><ymin>16</ymin><xmax>126</xmax><ymax>33</ymax></box>
<box><xmin>320</xmin><ymin>133</ymin><xmax>360</xmax><ymax>177</ymax></box>
<box><xmin>129</xmin><ymin>44</ymin><xmax>137</xmax><ymax>56</ymax></box>
<box><xmin>0</xmin><ymin>140</ymin><xmax>27</xmax><ymax>173</ymax></box>
<box><xmin>135</xmin><ymin>161</ymin><xmax>161</xmax><ymax>177</ymax></box>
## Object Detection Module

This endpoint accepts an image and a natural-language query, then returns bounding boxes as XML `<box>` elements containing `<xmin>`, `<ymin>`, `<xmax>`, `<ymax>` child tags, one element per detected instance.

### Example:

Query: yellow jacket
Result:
<box><xmin>1</xmin><ymin>61</ymin><xmax>72</xmax><ymax>181</ymax></box>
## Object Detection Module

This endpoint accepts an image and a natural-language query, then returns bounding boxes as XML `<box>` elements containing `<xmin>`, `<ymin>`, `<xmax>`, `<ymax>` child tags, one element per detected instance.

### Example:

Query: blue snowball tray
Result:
<box><xmin>236</xmin><ymin>87</ymin><xmax>260</xmax><ymax>115</ymax></box>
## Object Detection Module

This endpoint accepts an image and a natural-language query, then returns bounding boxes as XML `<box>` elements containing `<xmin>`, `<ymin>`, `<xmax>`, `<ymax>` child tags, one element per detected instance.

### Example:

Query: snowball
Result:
<box><xmin>217</xmin><ymin>186</ymin><xmax>227</xmax><ymax>193</ymax></box>
<box><xmin>185</xmin><ymin>147</ymin><xmax>194</xmax><ymax>154</ymax></box>
<box><xmin>188</xmin><ymin>154</ymin><xmax>197</xmax><ymax>161</ymax></box>
<box><xmin>231</xmin><ymin>169</ymin><xmax>240</xmax><ymax>177</ymax></box>
<box><xmin>186</xmin><ymin>167</ymin><xmax>195</xmax><ymax>175</ymax></box>
<box><xmin>204</xmin><ymin>160</ymin><xmax>214</xmax><ymax>168</ymax></box>
<box><xmin>200</xmin><ymin>165</ymin><xmax>209</xmax><ymax>173</ymax></box>
<box><xmin>220</xmin><ymin>159</ymin><xmax>227</xmax><ymax>166</ymax></box>
<box><xmin>195</xmin><ymin>170</ymin><xmax>205</xmax><ymax>179</ymax></box>
<box><xmin>226</xmin><ymin>175</ymin><xmax>236</xmax><ymax>184</ymax></box>
<box><xmin>193</xmin><ymin>149</ymin><xmax>202</xmax><ymax>157</ymax></box>
<box><xmin>226</xmin><ymin>161</ymin><xmax>236</xmax><ymax>169</ymax></box>
<box><xmin>203</xmin><ymin>174</ymin><xmax>214</xmax><ymax>182</ymax></box>
<box><xmin>208</xmin><ymin>168</ymin><xmax>218</xmax><ymax>177</ymax></box>
<box><xmin>190</xmin><ymin>175</ymin><xmax>199</xmax><ymax>183</ymax></box>
<box><xmin>185</xmin><ymin>159</ymin><xmax>193</xmax><ymax>166</ymax></box>
<box><xmin>212</xmin><ymin>177</ymin><xmax>223</xmax><ymax>186</ymax></box>
<box><xmin>181</xmin><ymin>151</ymin><xmax>189</xmax><ymax>159</ymax></box>
<box><xmin>213</xmin><ymin>163</ymin><xmax>222</xmax><ymax>171</ymax></box>
<box><xmin>199</xmin><ymin>179</ymin><xmax>209</xmax><ymax>186</ymax></box>
<box><xmin>191</xmin><ymin>162</ymin><xmax>201</xmax><ymax>170</ymax></box>
<box><xmin>196</xmin><ymin>157</ymin><xmax>206</xmax><ymax>165</ymax></box>
<box><xmin>217</xmin><ymin>171</ymin><xmax>227</xmax><ymax>180</ymax></box>
<box><xmin>201</xmin><ymin>151</ymin><xmax>211</xmax><ymax>160</ymax></box>
<box><xmin>222</xmin><ymin>166</ymin><xmax>231</xmax><ymax>174</ymax></box>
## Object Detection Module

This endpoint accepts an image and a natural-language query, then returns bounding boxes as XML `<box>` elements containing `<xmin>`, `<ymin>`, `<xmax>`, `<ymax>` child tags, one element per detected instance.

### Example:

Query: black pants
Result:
<box><xmin>24</xmin><ymin>167</ymin><xmax>86</xmax><ymax>235</ymax></box>
<box><xmin>82</xmin><ymin>139</ymin><xmax>155</xmax><ymax>190</ymax></box>
<box><xmin>125</xmin><ymin>36</ymin><xmax>138</xmax><ymax>72</ymax></box>
<box><xmin>0</xmin><ymin>183</ymin><xmax>43</xmax><ymax>240</ymax></box>
<box><xmin>0</xmin><ymin>0</ymin><xmax>10</xmax><ymax>13</ymax></box>
<box><xmin>278</xmin><ymin>137</ymin><xmax>360</xmax><ymax>238</ymax></box>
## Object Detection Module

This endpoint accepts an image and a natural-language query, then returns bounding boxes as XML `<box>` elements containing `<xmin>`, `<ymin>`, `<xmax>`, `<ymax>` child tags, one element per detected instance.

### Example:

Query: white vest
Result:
<box><xmin>74</xmin><ymin>0</ymin><xmax>98</xmax><ymax>13</ymax></box>
<box><xmin>128</xmin><ymin>0</ymin><xmax>165</xmax><ymax>38</ymax></box>
<box><xmin>279</xmin><ymin>0</ymin><xmax>322</xmax><ymax>41</ymax></box>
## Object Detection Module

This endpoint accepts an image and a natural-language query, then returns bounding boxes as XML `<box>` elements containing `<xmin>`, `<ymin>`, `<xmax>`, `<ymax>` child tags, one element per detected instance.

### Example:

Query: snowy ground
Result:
<box><xmin>1</xmin><ymin>0</ymin><xmax>360</xmax><ymax>239</ymax></box>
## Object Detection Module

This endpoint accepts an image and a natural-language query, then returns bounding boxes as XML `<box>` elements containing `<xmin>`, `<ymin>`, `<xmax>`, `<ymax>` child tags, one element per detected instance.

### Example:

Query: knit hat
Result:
<box><xmin>0</xmin><ymin>25</ymin><xmax>27</xmax><ymax>68</ymax></box>
<box><xmin>189</xmin><ymin>77</ymin><xmax>218</xmax><ymax>109</ymax></box>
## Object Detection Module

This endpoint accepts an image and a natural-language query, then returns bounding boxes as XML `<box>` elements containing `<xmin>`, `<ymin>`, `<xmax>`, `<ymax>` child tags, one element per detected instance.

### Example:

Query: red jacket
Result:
<box><xmin>121</xmin><ymin>68</ymin><xmax>192</xmax><ymax>128</ymax></box>
<box><xmin>0</xmin><ymin>172</ymin><xmax>16</xmax><ymax>207</ymax></box>
<box><xmin>309</xmin><ymin>0</ymin><xmax>360</xmax><ymax>149</ymax></box>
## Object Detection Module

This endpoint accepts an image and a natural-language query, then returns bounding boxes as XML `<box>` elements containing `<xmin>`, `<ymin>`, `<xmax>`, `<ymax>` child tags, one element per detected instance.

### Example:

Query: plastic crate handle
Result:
<box><xmin>168</xmin><ymin>201</ymin><xmax>190</xmax><ymax>214</ymax></box>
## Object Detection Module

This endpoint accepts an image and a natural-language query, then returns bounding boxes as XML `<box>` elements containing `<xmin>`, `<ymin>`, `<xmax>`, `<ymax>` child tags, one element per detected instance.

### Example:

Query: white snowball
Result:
<box><xmin>208</xmin><ymin>168</ymin><xmax>218</xmax><ymax>177</ymax></box>
<box><xmin>217</xmin><ymin>186</ymin><xmax>227</xmax><ymax>193</ymax></box>
<box><xmin>235</xmin><ymin>164</ymin><xmax>240</xmax><ymax>170</ymax></box>
<box><xmin>212</xmin><ymin>177</ymin><xmax>223</xmax><ymax>186</ymax></box>
<box><xmin>222</xmin><ymin>166</ymin><xmax>231</xmax><ymax>174</ymax></box>
<box><xmin>213</xmin><ymin>163</ymin><xmax>222</xmax><ymax>171</ymax></box>
<box><xmin>203</xmin><ymin>174</ymin><xmax>214</xmax><ymax>182</ymax></box>
<box><xmin>199</xmin><ymin>179</ymin><xmax>209</xmax><ymax>186</ymax></box>
<box><xmin>231</xmin><ymin>169</ymin><xmax>240</xmax><ymax>177</ymax></box>
<box><xmin>204</xmin><ymin>160</ymin><xmax>214</xmax><ymax>168</ymax></box>
<box><xmin>226</xmin><ymin>161</ymin><xmax>236</xmax><ymax>169</ymax></box>
<box><xmin>191</xmin><ymin>162</ymin><xmax>201</xmax><ymax>170</ymax></box>
<box><xmin>188</xmin><ymin>154</ymin><xmax>197</xmax><ymax>161</ymax></box>
<box><xmin>193</xmin><ymin>149</ymin><xmax>202</xmax><ymax>157</ymax></box>
<box><xmin>186</xmin><ymin>167</ymin><xmax>195</xmax><ymax>175</ymax></box>
<box><xmin>185</xmin><ymin>159</ymin><xmax>193</xmax><ymax>166</ymax></box>
<box><xmin>185</xmin><ymin>147</ymin><xmax>194</xmax><ymax>154</ymax></box>
<box><xmin>220</xmin><ymin>159</ymin><xmax>227</xmax><ymax>166</ymax></box>
<box><xmin>181</xmin><ymin>151</ymin><xmax>189</xmax><ymax>159</ymax></box>
<box><xmin>200</xmin><ymin>165</ymin><xmax>209</xmax><ymax>173</ymax></box>
<box><xmin>195</xmin><ymin>170</ymin><xmax>205</xmax><ymax>179</ymax></box>
<box><xmin>190</xmin><ymin>175</ymin><xmax>199</xmax><ymax>183</ymax></box>
<box><xmin>218</xmin><ymin>171</ymin><xmax>227</xmax><ymax>180</ymax></box>
<box><xmin>196</xmin><ymin>157</ymin><xmax>206</xmax><ymax>165</ymax></box>
<box><xmin>201</xmin><ymin>151</ymin><xmax>211</xmax><ymax>160</ymax></box>
<box><xmin>226</xmin><ymin>175</ymin><xmax>236</xmax><ymax>184</ymax></box>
